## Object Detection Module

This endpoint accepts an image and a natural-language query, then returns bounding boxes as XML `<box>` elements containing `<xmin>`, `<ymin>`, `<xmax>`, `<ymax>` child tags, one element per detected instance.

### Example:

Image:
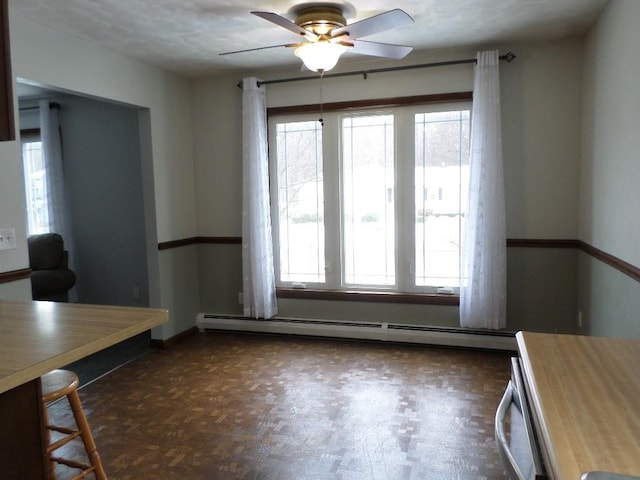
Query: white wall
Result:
<box><xmin>194</xmin><ymin>41</ymin><xmax>583</xmax><ymax>239</ymax></box>
<box><xmin>193</xmin><ymin>39</ymin><xmax>584</xmax><ymax>332</ymax></box>
<box><xmin>579</xmin><ymin>0</ymin><xmax>640</xmax><ymax>338</ymax></box>
<box><xmin>10</xmin><ymin>14</ymin><xmax>198</xmax><ymax>244</ymax></box>
<box><xmin>501</xmin><ymin>40</ymin><xmax>583</xmax><ymax>239</ymax></box>
<box><xmin>0</xmin><ymin>87</ymin><xmax>29</xmax><ymax>283</ymax></box>
<box><xmin>2</xmin><ymin>12</ymin><xmax>200</xmax><ymax>339</ymax></box>
<box><xmin>580</xmin><ymin>0</ymin><xmax>640</xmax><ymax>265</ymax></box>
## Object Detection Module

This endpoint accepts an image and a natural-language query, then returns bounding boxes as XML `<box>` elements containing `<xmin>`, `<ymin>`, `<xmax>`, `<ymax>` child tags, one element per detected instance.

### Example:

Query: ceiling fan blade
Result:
<box><xmin>219</xmin><ymin>43</ymin><xmax>301</xmax><ymax>56</ymax></box>
<box><xmin>251</xmin><ymin>11</ymin><xmax>318</xmax><ymax>41</ymax></box>
<box><xmin>350</xmin><ymin>39</ymin><xmax>413</xmax><ymax>59</ymax></box>
<box><xmin>331</xmin><ymin>9</ymin><xmax>414</xmax><ymax>39</ymax></box>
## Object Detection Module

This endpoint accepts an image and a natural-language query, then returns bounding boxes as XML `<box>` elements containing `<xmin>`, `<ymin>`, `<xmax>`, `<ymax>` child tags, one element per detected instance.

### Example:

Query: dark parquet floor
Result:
<box><xmin>47</xmin><ymin>332</ymin><xmax>512</xmax><ymax>480</ymax></box>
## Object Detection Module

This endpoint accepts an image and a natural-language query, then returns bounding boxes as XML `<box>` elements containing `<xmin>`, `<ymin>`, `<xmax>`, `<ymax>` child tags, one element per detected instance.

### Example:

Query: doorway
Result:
<box><xmin>17</xmin><ymin>81</ymin><xmax>160</xmax><ymax>382</ymax></box>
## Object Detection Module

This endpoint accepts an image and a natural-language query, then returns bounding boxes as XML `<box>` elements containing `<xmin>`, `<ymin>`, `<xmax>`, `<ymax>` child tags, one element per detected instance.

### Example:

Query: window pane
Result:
<box><xmin>342</xmin><ymin>115</ymin><xmax>395</xmax><ymax>286</ymax></box>
<box><xmin>275</xmin><ymin>121</ymin><xmax>325</xmax><ymax>283</ymax></box>
<box><xmin>22</xmin><ymin>141</ymin><xmax>50</xmax><ymax>235</ymax></box>
<box><xmin>415</xmin><ymin>110</ymin><xmax>470</xmax><ymax>287</ymax></box>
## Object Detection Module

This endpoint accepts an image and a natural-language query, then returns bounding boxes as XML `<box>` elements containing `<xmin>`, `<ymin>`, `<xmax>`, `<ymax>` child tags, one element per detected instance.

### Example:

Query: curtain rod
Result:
<box><xmin>237</xmin><ymin>52</ymin><xmax>516</xmax><ymax>88</ymax></box>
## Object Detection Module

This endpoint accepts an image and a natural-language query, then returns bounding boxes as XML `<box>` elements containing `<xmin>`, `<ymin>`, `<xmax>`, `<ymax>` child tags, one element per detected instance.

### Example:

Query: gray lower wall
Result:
<box><xmin>506</xmin><ymin>247</ymin><xmax>578</xmax><ymax>334</ymax></box>
<box><xmin>578</xmin><ymin>252</ymin><xmax>640</xmax><ymax>339</ymax></box>
<box><xmin>5</xmin><ymin>240</ymin><xmax>636</xmax><ymax>339</ymax></box>
<box><xmin>197</xmin><ymin>243</ymin><xmax>579</xmax><ymax>334</ymax></box>
<box><xmin>0</xmin><ymin>278</ymin><xmax>32</xmax><ymax>300</ymax></box>
<box><xmin>198</xmin><ymin>243</ymin><xmax>243</xmax><ymax>316</ymax></box>
<box><xmin>155</xmin><ymin>245</ymin><xmax>201</xmax><ymax>340</ymax></box>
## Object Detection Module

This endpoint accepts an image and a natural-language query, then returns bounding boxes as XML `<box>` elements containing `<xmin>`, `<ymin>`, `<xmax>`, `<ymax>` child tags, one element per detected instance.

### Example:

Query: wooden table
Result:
<box><xmin>517</xmin><ymin>331</ymin><xmax>640</xmax><ymax>479</ymax></box>
<box><xmin>0</xmin><ymin>300</ymin><xmax>168</xmax><ymax>478</ymax></box>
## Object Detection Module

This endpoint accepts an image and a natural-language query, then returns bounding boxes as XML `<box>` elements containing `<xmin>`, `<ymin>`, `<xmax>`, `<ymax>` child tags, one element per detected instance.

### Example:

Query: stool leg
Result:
<box><xmin>41</xmin><ymin>404</ymin><xmax>58</xmax><ymax>480</ymax></box>
<box><xmin>66</xmin><ymin>390</ymin><xmax>107</xmax><ymax>480</ymax></box>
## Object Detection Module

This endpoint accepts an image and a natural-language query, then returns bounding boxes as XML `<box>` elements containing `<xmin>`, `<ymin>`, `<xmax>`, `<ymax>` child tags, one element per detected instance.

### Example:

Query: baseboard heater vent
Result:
<box><xmin>196</xmin><ymin>313</ymin><xmax>516</xmax><ymax>351</ymax></box>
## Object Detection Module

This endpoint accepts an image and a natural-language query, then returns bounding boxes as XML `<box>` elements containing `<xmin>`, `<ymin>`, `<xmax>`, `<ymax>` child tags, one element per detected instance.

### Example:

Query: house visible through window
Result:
<box><xmin>21</xmin><ymin>129</ymin><xmax>50</xmax><ymax>234</ymax></box>
<box><xmin>269</xmin><ymin>99</ymin><xmax>470</xmax><ymax>294</ymax></box>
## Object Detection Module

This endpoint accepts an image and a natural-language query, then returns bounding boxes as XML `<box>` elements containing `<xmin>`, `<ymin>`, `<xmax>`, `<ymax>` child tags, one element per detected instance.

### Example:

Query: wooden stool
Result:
<box><xmin>41</xmin><ymin>369</ymin><xmax>107</xmax><ymax>480</ymax></box>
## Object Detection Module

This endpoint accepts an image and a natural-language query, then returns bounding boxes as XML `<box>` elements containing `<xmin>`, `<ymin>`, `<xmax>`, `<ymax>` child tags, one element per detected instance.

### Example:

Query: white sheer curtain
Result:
<box><xmin>460</xmin><ymin>51</ymin><xmax>506</xmax><ymax>330</ymax></box>
<box><xmin>40</xmin><ymin>100</ymin><xmax>76</xmax><ymax>301</ymax></box>
<box><xmin>40</xmin><ymin>101</ymin><xmax>67</xmax><ymax>236</ymax></box>
<box><xmin>38</xmin><ymin>100</ymin><xmax>77</xmax><ymax>302</ymax></box>
<box><xmin>40</xmin><ymin>101</ymin><xmax>73</xmax><ymax>246</ymax></box>
<box><xmin>242</xmin><ymin>77</ymin><xmax>278</xmax><ymax>319</ymax></box>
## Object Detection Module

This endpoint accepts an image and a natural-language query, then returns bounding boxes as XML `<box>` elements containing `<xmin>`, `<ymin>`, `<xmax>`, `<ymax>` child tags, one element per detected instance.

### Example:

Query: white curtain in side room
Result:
<box><xmin>460</xmin><ymin>50</ymin><xmax>506</xmax><ymax>330</ymax></box>
<box><xmin>40</xmin><ymin>100</ymin><xmax>73</xmax><ymax>251</ymax></box>
<box><xmin>40</xmin><ymin>100</ymin><xmax>76</xmax><ymax>302</ymax></box>
<box><xmin>242</xmin><ymin>77</ymin><xmax>278</xmax><ymax>319</ymax></box>
<box><xmin>38</xmin><ymin>100</ymin><xmax>77</xmax><ymax>302</ymax></box>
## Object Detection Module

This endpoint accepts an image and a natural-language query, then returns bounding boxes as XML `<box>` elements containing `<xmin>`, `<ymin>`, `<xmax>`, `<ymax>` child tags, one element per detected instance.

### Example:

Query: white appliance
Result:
<box><xmin>495</xmin><ymin>358</ymin><xmax>547</xmax><ymax>479</ymax></box>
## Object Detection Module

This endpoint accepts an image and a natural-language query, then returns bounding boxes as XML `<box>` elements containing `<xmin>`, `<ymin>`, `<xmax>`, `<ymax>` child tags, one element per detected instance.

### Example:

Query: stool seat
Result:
<box><xmin>41</xmin><ymin>369</ymin><xmax>107</xmax><ymax>480</ymax></box>
<box><xmin>42</xmin><ymin>369</ymin><xmax>80</xmax><ymax>403</ymax></box>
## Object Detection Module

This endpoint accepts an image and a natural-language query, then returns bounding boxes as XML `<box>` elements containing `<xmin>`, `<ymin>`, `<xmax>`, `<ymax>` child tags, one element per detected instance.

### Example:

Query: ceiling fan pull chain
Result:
<box><xmin>318</xmin><ymin>79</ymin><xmax>324</xmax><ymax>127</ymax></box>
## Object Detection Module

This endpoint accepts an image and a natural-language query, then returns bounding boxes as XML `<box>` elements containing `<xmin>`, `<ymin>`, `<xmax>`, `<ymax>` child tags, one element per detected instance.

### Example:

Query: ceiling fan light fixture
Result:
<box><xmin>294</xmin><ymin>41</ymin><xmax>347</xmax><ymax>73</ymax></box>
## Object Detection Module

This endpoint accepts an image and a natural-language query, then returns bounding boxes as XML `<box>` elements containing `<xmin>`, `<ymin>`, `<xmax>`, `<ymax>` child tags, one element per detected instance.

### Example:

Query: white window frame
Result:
<box><xmin>269</xmin><ymin>99</ymin><xmax>471</xmax><ymax>295</ymax></box>
<box><xmin>21</xmin><ymin>128</ymin><xmax>50</xmax><ymax>235</ymax></box>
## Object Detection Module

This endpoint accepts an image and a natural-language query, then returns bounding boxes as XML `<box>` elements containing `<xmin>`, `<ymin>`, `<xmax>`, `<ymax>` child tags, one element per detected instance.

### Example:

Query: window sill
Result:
<box><xmin>276</xmin><ymin>288</ymin><xmax>459</xmax><ymax>306</ymax></box>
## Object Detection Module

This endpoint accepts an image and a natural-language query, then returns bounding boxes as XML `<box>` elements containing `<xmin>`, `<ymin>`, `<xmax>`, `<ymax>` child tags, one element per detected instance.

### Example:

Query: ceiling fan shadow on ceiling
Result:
<box><xmin>219</xmin><ymin>3</ymin><xmax>414</xmax><ymax>74</ymax></box>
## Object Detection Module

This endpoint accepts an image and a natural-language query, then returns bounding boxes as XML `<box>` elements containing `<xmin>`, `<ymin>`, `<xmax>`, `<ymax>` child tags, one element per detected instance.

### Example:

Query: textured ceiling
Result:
<box><xmin>10</xmin><ymin>0</ymin><xmax>609</xmax><ymax>78</ymax></box>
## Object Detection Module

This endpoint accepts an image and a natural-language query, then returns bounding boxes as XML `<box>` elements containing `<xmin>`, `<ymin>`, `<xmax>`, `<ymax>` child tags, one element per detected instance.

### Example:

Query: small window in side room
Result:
<box><xmin>21</xmin><ymin>128</ymin><xmax>50</xmax><ymax>234</ymax></box>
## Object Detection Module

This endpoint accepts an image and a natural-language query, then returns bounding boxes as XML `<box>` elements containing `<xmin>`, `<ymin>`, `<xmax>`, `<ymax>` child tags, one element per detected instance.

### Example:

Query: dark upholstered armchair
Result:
<box><xmin>28</xmin><ymin>233</ymin><xmax>76</xmax><ymax>302</ymax></box>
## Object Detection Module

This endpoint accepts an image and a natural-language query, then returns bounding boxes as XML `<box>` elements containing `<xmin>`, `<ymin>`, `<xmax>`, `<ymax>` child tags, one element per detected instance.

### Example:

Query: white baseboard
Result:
<box><xmin>196</xmin><ymin>314</ymin><xmax>516</xmax><ymax>351</ymax></box>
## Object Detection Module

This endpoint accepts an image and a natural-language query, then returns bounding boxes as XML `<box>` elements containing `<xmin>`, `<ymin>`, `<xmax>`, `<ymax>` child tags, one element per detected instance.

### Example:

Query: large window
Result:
<box><xmin>269</xmin><ymin>99</ymin><xmax>470</xmax><ymax>294</ymax></box>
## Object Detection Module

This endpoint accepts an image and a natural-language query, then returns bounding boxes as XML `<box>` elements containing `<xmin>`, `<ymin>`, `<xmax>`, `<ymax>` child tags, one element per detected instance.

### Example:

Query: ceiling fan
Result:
<box><xmin>220</xmin><ymin>3</ymin><xmax>414</xmax><ymax>73</ymax></box>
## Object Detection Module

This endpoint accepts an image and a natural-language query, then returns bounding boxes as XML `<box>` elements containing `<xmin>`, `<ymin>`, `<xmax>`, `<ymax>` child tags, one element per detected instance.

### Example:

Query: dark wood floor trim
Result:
<box><xmin>158</xmin><ymin>236</ymin><xmax>241</xmax><ymax>250</ymax></box>
<box><xmin>578</xmin><ymin>240</ymin><xmax>640</xmax><ymax>283</ymax></box>
<box><xmin>277</xmin><ymin>288</ymin><xmax>459</xmax><ymax>306</ymax></box>
<box><xmin>159</xmin><ymin>236</ymin><xmax>639</xmax><ymax>285</ymax></box>
<box><xmin>150</xmin><ymin>326</ymin><xmax>199</xmax><ymax>349</ymax></box>
<box><xmin>157</xmin><ymin>237</ymin><xmax>198</xmax><ymax>250</ymax></box>
<box><xmin>195</xmin><ymin>236</ymin><xmax>242</xmax><ymax>245</ymax></box>
<box><xmin>177</xmin><ymin>237</ymin><xmax>577</xmax><ymax>250</ymax></box>
<box><xmin>0</xmin><ymin>268</ymin><xmax>31</xmax><ymax>284</ymax></box>
<box><xmin>508</xmin><ymin>238</ymin><xmax>640</xmax><ymax>284</ymax></box>
<box><xmin>506</xmin><ymin>238</ymin><xmax>579</xmax><ymax>248</ymax></box>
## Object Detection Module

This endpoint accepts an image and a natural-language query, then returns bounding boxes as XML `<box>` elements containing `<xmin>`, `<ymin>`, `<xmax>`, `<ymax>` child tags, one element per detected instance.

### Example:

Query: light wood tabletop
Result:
<box><xmin>0</xmin><ymin>300</ymin><xmax>168</xmax><ymax>394</ymax></box>
<box><xmin>517</xmin><ymin>331</ymin><xmax>640</xmax><ymax>480</ymax></box>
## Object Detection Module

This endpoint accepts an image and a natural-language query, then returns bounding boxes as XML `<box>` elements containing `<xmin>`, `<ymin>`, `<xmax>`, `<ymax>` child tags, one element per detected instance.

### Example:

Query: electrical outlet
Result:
<box><xmin>577</xmin><ymin>310</ymin><xmax>583</xmax><ymax>328</ymax></box>
<box><xmin>0</xmin><ymin>228</ymin><xmax>16</xmax><ymax>251</ymax></box>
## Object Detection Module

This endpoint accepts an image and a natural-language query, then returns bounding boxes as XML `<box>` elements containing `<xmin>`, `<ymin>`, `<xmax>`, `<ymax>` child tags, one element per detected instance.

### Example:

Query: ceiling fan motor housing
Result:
<box><xmin>295</xmin><ymin>6</ymin><xmax>347</xmax><ymax>35</ymax></box>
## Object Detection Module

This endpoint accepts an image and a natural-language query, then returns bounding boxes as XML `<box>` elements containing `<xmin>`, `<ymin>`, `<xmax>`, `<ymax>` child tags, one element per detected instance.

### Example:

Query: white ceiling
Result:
<box><xmin>10</xmin><ymin>0</ymin><xmax>609</xmax><ymax>78</ymax></box>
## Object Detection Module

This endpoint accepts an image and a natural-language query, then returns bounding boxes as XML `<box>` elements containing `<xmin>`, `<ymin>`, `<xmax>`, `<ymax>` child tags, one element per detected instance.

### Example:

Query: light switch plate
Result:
<box><xmin>0</xmin><ymin>228</ymin><xmax>16</xmax><ymax>251</ymax></box>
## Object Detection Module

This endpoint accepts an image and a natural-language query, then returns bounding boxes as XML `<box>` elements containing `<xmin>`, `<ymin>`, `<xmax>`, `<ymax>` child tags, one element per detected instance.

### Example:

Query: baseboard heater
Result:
<box><xmin>196</xmin><ymin>313</ymin><xmax>516</xmax><ymax>351</ymax></box>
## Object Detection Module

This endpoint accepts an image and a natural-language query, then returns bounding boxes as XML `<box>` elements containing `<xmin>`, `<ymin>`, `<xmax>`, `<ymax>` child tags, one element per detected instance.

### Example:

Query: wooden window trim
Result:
<box><xmin>267</xmin><ymin>92</ymin><xmax>472</xmax><ymax>117</ymax></box>
<box><xmin>277</xmin><ymin>288</ymin><xmax>459</xmax><ymax>306</ymax></box>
